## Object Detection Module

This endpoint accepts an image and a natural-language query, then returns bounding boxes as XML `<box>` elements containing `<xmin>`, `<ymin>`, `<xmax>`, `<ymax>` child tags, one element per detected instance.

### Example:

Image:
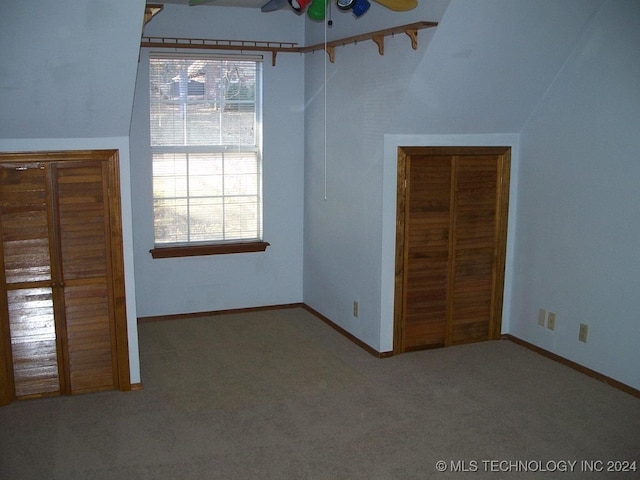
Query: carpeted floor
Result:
<box><xmin>1</xmin><ymin>307</ymin><xmax>638</xmax><ymax>479</ymax></box>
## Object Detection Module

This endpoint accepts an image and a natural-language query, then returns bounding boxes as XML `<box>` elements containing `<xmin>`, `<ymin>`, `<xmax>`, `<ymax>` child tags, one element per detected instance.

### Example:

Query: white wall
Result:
<box><xmin>390</xmin><ymin>0</ymin><xmax>606</xmax><ymax>134</ymax></box>
<box><xmin>131</xmin><ymin>6</ymin><xmax>306</xmax><ymax>317</ymax></box>
<box><xmin>0</xmin><ymin>0</ymin><xmax>145</xmax><ymax>139</ymax></box>
<box><xmin>511</xmin><ymin>0</ymin><xmax>640</xmax><ymax>390</ymax></box>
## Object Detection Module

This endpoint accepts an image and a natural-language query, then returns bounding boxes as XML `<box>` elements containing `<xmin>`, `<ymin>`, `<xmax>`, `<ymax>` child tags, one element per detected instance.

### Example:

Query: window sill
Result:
<box><xmin>150</xmin><ymin>241</ymin><xmax>269</xmax><ymax>259</ymax></box>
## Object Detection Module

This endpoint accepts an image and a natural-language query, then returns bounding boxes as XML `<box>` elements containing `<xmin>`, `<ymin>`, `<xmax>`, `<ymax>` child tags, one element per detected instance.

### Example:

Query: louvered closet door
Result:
<box><xmin>395</xmin><ymin>147</ymin><xmax>510</xmax><ymax>353</ymax></box>
<box><xmin>1</xmin><ymin>150</ymin><xmax>130</xmax><ymax>405</ymax></box>
<box><xmin>52</xmin><ymin>161</ymin><xmax>118</xmax><ymax>394</ymax></box>
<box><xmin>0</xmin><ymin>163</ymin><xmax>62</xmax><ymax>398</ymax></box>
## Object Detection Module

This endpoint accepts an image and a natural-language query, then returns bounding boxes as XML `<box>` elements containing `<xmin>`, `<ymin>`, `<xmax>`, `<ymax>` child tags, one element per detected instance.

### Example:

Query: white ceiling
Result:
<box><xmin>160</xmin><ymin>0</ymin><xmax>270</xmax><ymax>8</ymax></box>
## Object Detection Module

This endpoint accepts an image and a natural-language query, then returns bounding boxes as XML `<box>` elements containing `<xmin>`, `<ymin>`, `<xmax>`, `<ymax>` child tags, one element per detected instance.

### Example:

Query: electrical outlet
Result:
<box><xmin>538</xmin><ymin>308</ymin><xmax>546</xmax><ymax>326</ymax></box>
<box><xmin>353</xmin><ymin>301</ymin><xmax>359</xmax><ymax>318</ymax></box>
<box><xmin>579</xmin><ymin>323</ymin><xmax>588</xmax><ymax>343</ymax></box>
<box><xmin>547</xmin><ymin>312</ymin><xmax>556</xmax><ymax>331</ymax></box>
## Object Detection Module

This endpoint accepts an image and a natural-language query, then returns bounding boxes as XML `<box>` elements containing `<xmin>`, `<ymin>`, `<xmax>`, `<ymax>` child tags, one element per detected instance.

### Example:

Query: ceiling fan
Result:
<box><xmin>188</xmin><ymin>0</ymin><xmax>418</xmax><ymax>14</ymax></box>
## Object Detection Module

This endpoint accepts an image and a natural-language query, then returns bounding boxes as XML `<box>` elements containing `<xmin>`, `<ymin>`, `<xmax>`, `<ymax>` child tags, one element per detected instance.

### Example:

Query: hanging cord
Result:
<box><xmin>323</xmin><ymin>2</ymin><xmax>328</xmax><ymax>201</ymax></box>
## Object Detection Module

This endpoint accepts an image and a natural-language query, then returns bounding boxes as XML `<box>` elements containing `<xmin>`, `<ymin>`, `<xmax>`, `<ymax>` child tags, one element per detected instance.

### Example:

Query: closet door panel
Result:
<box><xmin>0</xmin><ymin>164</ymin><xmax>60</xmax><ymax>398</ymax></box>
<box><xmin>64</xmin><ymin>282</ymin><xmax>114</xmax><ymax>392</ymax></box>
<box><xmin>0</xmin><ymin>166</ymin><xmax>51</xmax><ymax>284</ymax></box>
<box><xmin>56</xmin><ymin>164</ymin><xmax>108</xmax><ymax>279</ymax></box>
<box><xmin>449</xmin><ymin>156</ymin><xmax>499</xmax><ymax>345</ymax></box>
<box><xmin>54</xmin><ymin>162</ymin><xmax>116</xmax><ymax>393</ymax></box>
<box><xmin>403</xmin><ymin>156</ymin><xmax>451</xmax><ymax>349</ymax></box>
<box><xmin>450</xmin><ymin>252</ymin><xmax>494</xmax><ymax>343</ymax></box>
<box><xmin>7</xmin><ymin>288</ymin><xmax>59</xmax><ymax>397</ymax></box>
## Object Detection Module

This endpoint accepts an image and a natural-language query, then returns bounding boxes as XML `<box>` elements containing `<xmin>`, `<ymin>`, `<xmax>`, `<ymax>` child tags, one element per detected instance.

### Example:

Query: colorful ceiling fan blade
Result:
<box><xmin>372</xmin><ymin>0</ymin><xmax>417</xmax><ymax>11</ymax></box>
<box><xmin>261</xmin><ymin>0</ymin><xmax>289</xmax><ymax>12</ymax></box>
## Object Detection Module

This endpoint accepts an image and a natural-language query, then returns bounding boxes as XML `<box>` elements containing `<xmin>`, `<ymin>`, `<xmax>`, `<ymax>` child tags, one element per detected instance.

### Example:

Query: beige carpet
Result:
<box><xmin>1</xmin><ymin>307</ymin><xmax>638</xmax><ymax>479</ymax></box>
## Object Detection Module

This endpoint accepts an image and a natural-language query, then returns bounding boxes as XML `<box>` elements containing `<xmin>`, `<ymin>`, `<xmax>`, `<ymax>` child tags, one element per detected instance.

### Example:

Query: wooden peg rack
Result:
<box><xmin>141</xmin><ymin>21</ymin><xmax>437</xmax><ymax>66</ymax></box>
<box><xmin>300</xmin><ymin>21</ymin><xmax>438</xmax><ymax>63</ymax></box>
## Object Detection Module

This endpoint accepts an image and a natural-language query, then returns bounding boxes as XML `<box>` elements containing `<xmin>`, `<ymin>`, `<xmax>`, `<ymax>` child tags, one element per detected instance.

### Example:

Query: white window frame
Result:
<box><xmin>148</xmin><ymin>52</ymin><xmax>267</xmax><ymax>258</ymax></box>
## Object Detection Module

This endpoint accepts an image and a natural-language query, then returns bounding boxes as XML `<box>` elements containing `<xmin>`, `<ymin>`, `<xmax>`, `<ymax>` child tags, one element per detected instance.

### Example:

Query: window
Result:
<box><xmin>149</xmin><ymin>53</ymin><xmax>266</xmax><ymax>258</ymax></box>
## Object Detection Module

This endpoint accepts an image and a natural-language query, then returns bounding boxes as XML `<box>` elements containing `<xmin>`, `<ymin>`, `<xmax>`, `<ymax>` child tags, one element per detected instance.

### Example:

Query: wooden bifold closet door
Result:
<box><xmin>0</xmin><ymin>150</ymin><xmax>130</xmax><ymax>405</ymax></box>
<box><xmin>394</xmin><ymin>147</ymin><xmax>510</xmax><ymax>353</ymax></box>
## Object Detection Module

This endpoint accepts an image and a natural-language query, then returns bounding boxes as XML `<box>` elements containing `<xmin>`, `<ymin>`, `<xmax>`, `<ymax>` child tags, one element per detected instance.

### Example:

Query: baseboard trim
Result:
<box><xmin>137</xmin><ymin>303</ymin><xmax>304</xmax><ymax>323</ymax></box>
<box><xmin>503</xmin><ymin>334</ymin><xmax>640</xmax><ymax>399</ymax></box>
<box><xmin>301</xmin><ymin>304</ymin><xmax>394</xmax><ymax>359</ymax></box>
<box><xmin>130</xmin><ymin>383</ymin><xmax>144</xmax><ymax>391</ymax></box>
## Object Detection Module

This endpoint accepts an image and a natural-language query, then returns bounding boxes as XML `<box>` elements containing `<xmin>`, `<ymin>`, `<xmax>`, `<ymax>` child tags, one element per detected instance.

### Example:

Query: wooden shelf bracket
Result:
<box><xmin>372</xmin><ymin>35</ymin><xmax>385</xmax><ymax>56</ymax></box>
<box><xmin>325</xmin><ymin>46</ymin><xmax>335</xmax><ymax>64</ymax></box>
<box><xmin>406</xmin><ymin>27</ymin><xmax>419</xmax><ymax>50</ymax></box>
<box><xmin>144</xmin><ymin>4</ymin><xmax>163</xmax><ymax>26</ymax></box>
